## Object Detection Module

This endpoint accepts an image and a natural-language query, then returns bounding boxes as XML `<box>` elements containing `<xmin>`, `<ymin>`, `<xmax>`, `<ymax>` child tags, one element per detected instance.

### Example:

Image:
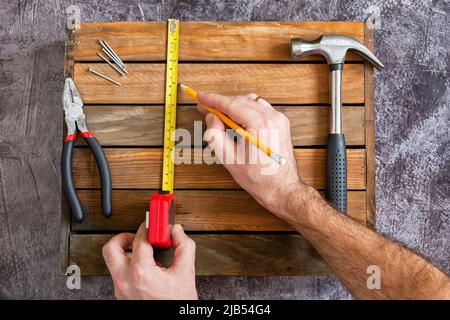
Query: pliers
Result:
<box><xmin>62</xmin><ymin>78</ymin><xmax>112</xmax><ymax>222</ymax></box>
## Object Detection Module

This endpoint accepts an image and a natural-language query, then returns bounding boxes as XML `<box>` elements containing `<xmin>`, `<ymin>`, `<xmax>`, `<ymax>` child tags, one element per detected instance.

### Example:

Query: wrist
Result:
<box><xmin>284</xmin><ymin>183</ymin><xmax>321</xmax><ymax>225</ymax></box>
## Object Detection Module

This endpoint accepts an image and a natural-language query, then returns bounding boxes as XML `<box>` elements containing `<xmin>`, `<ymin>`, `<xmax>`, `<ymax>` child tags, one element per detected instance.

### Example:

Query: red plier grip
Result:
<box><xmin>147</xmin><ymin>191</ymin><xmax>175</xmax><ymax>248</ymax></box>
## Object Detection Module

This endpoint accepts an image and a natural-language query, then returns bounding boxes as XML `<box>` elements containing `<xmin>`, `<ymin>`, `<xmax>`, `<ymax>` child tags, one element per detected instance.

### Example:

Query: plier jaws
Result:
<box><xmin>62</xmin><ymin>78</ymin><xmax>112</xmax><ymax>222</ymax></box>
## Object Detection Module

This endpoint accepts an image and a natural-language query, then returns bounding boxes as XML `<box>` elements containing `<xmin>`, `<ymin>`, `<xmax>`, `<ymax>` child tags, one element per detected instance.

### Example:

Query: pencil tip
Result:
<box><xmin>178</xmin><ymin>83</ymin><xmax>187</xmax><ymax>90</ymax></box>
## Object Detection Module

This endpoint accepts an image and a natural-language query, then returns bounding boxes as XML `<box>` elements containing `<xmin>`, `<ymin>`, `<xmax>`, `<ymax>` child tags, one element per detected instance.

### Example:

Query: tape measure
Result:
<box><xmin>162</xmin><ymin>19</ymin><xmax>179</xmax><ymax>193</ymax></box>
<box><xmin>147</xmin><ymin>19</ymin><xmax>179</xmax><ymax>248</ymax></box>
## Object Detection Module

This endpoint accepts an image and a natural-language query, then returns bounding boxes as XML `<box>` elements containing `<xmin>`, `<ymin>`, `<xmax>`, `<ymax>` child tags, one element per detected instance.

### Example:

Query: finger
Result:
<box><xmin>170</xmin><ymin>224</ymin><xmax>196</xmax><ymax>275</ymax></box>
<box><xmin>245</xmin><ymin>93</ymin><xmax>274</xmax><ymax>111</ymax></box>
<box><xmin>205</xmin><ymin>112</ymin><xmax>224</xmax><ymax>131</ymax></box>
<box><xmin>196</xmin><ymin>102</ymin><xmax>209</xmax><ymax>115</ymax></box>
<box><xmin>102</xmin><ymin>232</ymin><xmax>134</xmax><ymax>277</ymax></box>
<box><xmin>197</xmin><ymin>92</ymin><xmax>264</xmax><ymax>128</ymax></box>
<box><xmin>204</xmin><ymin>113</ymin><xmax>237</xmax><ymax>165</ymax></box>
<box><xmin>199</xmin><ymin>94</ymin><xmax>267</xmax><ymax>114</ymax></box>
<box><xmin>257</xmin><ymin>98</ymin><xmax>273</xmax><ymax>109</ymax></box>
<box><xmin>132</xmin><ymin>222</ymin><xmax>157</xmax><ymax>266</ymax></box>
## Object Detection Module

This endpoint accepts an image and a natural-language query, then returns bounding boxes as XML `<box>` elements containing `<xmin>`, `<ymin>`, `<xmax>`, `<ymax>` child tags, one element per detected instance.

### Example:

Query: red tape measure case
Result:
<box><xmin>147</xmin><ymin>192</ymin><xmax>175</xmax><ymax>248</ymax></box>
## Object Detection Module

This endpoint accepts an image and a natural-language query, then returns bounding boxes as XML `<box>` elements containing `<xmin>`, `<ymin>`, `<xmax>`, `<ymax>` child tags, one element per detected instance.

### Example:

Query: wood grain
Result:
<box><xmin>73</xmin><ymin>63</ymin><xmax>365</xmax><ymax>104</ymax></box>
<box><xmin>70</xmin><ymin>234</ymin><xmax>331</xmax><ymax>276</ymax></box>
<box><xmin>74</xmin><ymin>21</ymin><xmax>364</xmax><ymax>61</ymax></box>
<box><xmin>72</xmin><ymin>190</ymin><xmax>366</xmax><ymax>231</ymax></box>
<box><xmin>79</xmin><ymin>105</ymin><xmax>365</xmax><ymax>147</ymax></box>
<box><xmin>72</xmin><ymin>148</ymin><xmax>366</xmax><ymax>190</ymax></box>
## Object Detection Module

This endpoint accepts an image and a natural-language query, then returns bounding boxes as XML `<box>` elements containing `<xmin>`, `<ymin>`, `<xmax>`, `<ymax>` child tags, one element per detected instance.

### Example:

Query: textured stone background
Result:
<box><xmin>0</xmin><ymin>0</ymin><xmax>448</xmax><ymax>299</ymax></box>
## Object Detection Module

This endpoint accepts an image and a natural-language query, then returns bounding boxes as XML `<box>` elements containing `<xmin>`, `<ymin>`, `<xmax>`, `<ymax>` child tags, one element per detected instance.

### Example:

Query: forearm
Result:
<box><xmin>285</xmin><ymin>185</ymin><xmax>450</xmax><ymax>299</ymax></box>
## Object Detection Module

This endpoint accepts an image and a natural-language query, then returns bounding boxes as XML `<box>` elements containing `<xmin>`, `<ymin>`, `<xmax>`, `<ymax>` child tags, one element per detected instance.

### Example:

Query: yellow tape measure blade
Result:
<box><xmin>161</xmin><ymin>19</ymin><xmax>179</xmax><ymax>193</ymax></box>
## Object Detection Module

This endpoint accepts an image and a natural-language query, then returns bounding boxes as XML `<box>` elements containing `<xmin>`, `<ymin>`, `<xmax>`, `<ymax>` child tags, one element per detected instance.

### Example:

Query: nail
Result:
<box><xmin>100</xmin><ymin>40</ymin><xmax>126</xmax><ymax>69</ymax></box>
<box><xmin>100</xmin><ymin>40</ymin><xmax>124</xmax><ymax>65</ymax></box>
<box><xmin>89</xmin><ymin>67</ymin><xmax>122</xmax><ymax>86</ymax></box>
<box><xmin>102</xmin><ymin>48</ymin><xmax>128</xmax><ymax>74</ymax></box>
<box><xmin>100</xmin><ymin>44</ymin><xmax>124</xmax><ymax>68</ymax></box>
<box><xmin>97</xmin><ymin>52</ymin><xmax>125</xmax><ymax>76</ymax></box>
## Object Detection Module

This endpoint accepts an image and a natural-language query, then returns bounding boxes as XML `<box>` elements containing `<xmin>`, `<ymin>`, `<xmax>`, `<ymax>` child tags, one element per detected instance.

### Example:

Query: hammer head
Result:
<box><xmin>291</xmin><ymin>35</ymin><xmax>384</xmax><ymax>70</ymax></box>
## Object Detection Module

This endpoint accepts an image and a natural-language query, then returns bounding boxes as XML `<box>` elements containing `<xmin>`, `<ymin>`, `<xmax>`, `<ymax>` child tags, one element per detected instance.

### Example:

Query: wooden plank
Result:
<box><xmin>78</xmin><ymin>105</ymin><xmax>365</xmax><ymax>147</ymax></box>
<box><xmin>72</xmin><ymin>190</ymin><xmax>366</xmax><ymax>231</ymax></box>
<box><xmin>69</xmin><ymin>234</ymin><xmax>331</xmax><ymax>276</ymax></box>
<box><xmin>73</xmin><ymin>63</ymin><xmax>365</xmax><ymax>104</ymax></box>
<box><xmin>74</xmin><ymin>21</ymin><xmax>364</xmax><ymax>61</ymax></box>
<box><xmin>72</xmin><ymin>148</ymin><xmax>366</xmax><ymax>190</ymax></box>
<box><xmin>364</xmin><ymin>24</ymin><xmax>376</xmax><ymax>230</ymax></box>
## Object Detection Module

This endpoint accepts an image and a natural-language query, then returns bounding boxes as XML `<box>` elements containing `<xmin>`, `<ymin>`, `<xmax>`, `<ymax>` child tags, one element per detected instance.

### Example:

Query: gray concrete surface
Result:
<box><xmin>0</xmin><ymin>0</ymin><xmax>448</xmax><ymax>299</ymax></box>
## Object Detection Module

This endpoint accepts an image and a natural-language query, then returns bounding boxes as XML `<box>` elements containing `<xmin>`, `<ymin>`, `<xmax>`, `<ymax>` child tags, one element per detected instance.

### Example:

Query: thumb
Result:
<box><xmin>132</xmin><ymin>222</ymin><xmax>156</xmax><ymax>266</ymax></box>
<box><xmin>171</xmin><ymin>224</ymin><xmax>196</xmax><ymax>275</ymax></box>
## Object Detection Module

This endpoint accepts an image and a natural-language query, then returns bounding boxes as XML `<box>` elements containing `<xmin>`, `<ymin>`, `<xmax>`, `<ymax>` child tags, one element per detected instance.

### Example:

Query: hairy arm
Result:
<box><xmin>198</xmin><ymin>92</ymin><xmax>450</xmax><ymax>300</ymax></box>
<box><xmin>287</xmin><ymin>184</ymin><xmax>450</xmax><ymax>299</ymax></box>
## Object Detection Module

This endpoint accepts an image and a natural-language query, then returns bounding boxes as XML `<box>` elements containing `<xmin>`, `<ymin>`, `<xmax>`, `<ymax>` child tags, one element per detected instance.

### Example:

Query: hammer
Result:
<box><xmin>291</xmin><ymin>35</ymin><xmax>383</xmax><ymax>213</ymax></box>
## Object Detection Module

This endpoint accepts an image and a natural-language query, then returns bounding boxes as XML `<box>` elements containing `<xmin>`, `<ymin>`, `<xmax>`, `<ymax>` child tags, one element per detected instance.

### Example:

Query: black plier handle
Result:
<box><xmin>62</xmin><ymin>131</ymin><xmax>112</xmax><ymax>222</ymax></box>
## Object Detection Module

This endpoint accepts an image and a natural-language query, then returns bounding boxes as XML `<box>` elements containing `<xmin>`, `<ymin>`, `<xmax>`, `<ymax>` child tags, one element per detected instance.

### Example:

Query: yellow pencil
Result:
<box><xmin>179</xmin><ymin>83</ymin><xmax>285</xmax><ymax>165</ymax></box>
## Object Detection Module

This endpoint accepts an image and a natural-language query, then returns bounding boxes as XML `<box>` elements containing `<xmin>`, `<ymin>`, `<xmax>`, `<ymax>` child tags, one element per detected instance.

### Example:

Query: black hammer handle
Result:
<box><xmin>326</xmin><ymin>133</ymin><xmax>347</xmax><ymax>213</ymax></box>
<box><xmin>85</xmin><ymin>136</ymin><xmax>112</xmax><ymax>218</ymax></box>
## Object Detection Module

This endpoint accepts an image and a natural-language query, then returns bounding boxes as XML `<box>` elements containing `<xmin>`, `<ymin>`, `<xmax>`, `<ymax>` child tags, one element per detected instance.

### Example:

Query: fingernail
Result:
<box><xmin>173</xmin><ymin>224</ymin><xmax>185</xmax><ymax>235</ymax></box>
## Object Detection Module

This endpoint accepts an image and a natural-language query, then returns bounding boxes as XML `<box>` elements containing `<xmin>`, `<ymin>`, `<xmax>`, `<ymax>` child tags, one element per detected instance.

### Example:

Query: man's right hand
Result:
<box><xmin>199</xmin><ymin>92</ymin><xmax>450</xmax><ymax>301</ymax></box>
<box><xmin>197</xmin><ymin>92</ymin><xmax>306</xmax><ymax>223</ymax></box>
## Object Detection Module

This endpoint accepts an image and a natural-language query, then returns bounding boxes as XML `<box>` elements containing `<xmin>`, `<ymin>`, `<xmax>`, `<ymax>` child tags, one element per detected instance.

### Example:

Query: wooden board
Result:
<box><xmin>62</xmin><ymin>21</ymin><xmax>376</xmax><ymax>277</ymax></box>
<box><xmin>74</xmin><ymin>21</ymin><xmax>364</xmax><ymax>61</ymax></box>
<box><xmin>70</xmin><ymin>234</ymin><xmax>331</xmax><ymax>276</ymax></box>
<box><xmin>78</xmin><ymin>105</ymin><xmax>365</xmax><ymax>146</ymax></box>
<box><xmin>74</xmin><ymin>63</ymin><xmax>364</xmax><ymax>104</ymax></box>
<box><xmin>72</xmin><ymin>148</ymin><xmax>366</xmax><ymax>190</ymax></box>
<box><xmin>72</xmin><ymin>190</ymin><xmax>367</xmax><ymax>231</ymax></box>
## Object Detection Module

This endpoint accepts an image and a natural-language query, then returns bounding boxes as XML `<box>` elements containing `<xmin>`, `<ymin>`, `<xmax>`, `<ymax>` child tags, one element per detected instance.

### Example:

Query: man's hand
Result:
<box><xmin>102</xmin><ymin>223</ymin><xmax>198</xmax><ymax>300</ymax></box>
<box><xmin>197</xmin><ymin>92</ymin><xmax>305</xmax><ymax>223</ymax></box>
<box><xmin>198</xmin><ymin>92</ymin><xmax>450</xmax><ymax>299</ymax></box>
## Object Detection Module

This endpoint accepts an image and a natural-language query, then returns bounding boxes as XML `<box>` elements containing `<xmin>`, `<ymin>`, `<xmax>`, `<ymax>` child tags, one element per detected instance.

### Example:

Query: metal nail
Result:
<box><xmin>99</xmin><ymin>40</ymin><xmax>120</xmax><ymax>62</ymax></box>
<box><xmin>100</xmin><ymin>40</ymin><xmax>126</xmax><ymax>69</ymax></box>
<box><xmin>97</xmin><ymin>52</ymin><xmax>125</xmax><ymax>76</ymax></box>
<box><xmin>101</xmin><ymin>48</ymin><xmax>128</xmax><ymax>74</ymax></box>
<box><xmin>89</xmin><ymin>67</ymin><xmax>122</xmax><ymax>86</ymax></box>
<box><xmin>100</xmin><ymin>43</ymin><xmax>124</xmax><ymax>68</ymax></box>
